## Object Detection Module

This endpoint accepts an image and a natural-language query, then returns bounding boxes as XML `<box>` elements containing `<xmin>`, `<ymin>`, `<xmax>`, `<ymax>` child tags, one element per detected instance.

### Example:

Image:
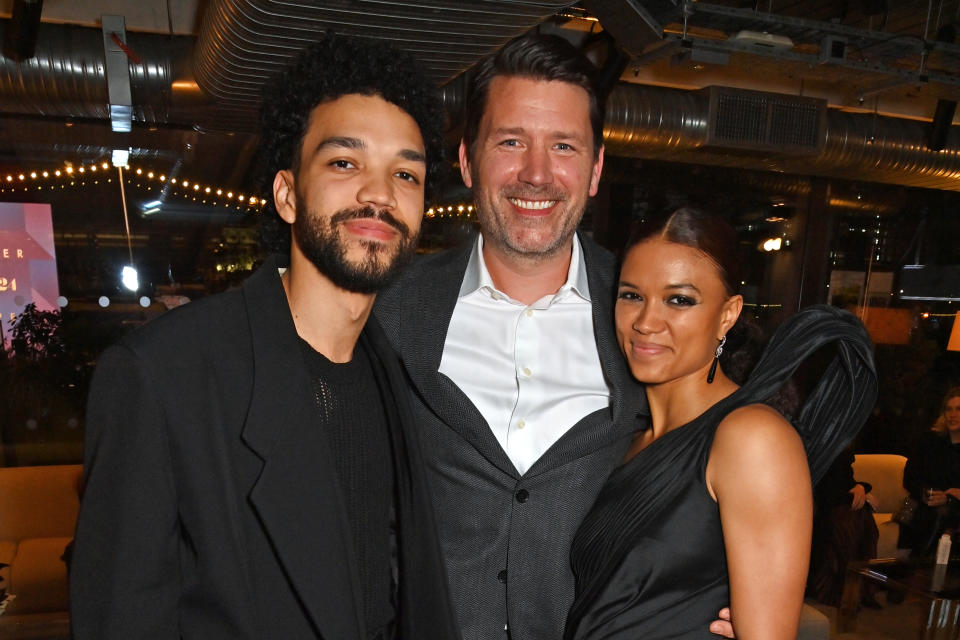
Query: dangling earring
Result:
<box><xmin>706</xmin><ymin>335</ymin><xmax>726</xmax><ymax>384</ymax></box>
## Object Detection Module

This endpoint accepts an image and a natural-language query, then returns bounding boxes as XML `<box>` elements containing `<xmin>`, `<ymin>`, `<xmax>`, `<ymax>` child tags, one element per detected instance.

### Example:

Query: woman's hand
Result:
<box><xmin>945</xmin><ymin>488</ymin><xmax>960</xmax><ymax>502</ymax></box>
<box><xmin>849</xmin><ymin>484</ymin><xmax>867</xmax><ymax>510</ymax></box>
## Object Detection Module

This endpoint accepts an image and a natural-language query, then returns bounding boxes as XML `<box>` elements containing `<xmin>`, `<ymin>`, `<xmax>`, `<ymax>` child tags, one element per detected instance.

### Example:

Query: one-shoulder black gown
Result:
<box><xmin>565</xmin><ymin>305</ymin><xmax>877</xmax><ymax>640</ymax></box>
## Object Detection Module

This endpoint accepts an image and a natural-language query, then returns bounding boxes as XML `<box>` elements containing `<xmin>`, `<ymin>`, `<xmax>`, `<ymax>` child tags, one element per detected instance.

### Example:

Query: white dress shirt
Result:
<box><xmin>438</xmin><ymin>235</ymin><xmax>611</xmax><ymax>475</ymax></box>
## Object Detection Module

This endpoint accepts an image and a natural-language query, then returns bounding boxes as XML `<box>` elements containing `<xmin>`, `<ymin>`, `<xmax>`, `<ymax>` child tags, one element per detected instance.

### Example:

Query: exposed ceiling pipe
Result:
<box><xmin>1</xmin><ymin>11</ymin><xmax>958</xmax><ymax>192</ymax></box>
<box><xmin>0</xmin><ymin>21</ymin><xmax>171</xmax><ymax>121</ymax></box>
<box><xmin>0</xmin><ymin>20</ymin><xmax>238</xmax><ymax>129</ymax></box>
<box><xmin>192</xmin><ymin>0</ymin><xmax>576</xmax><ymax>108</ymax></box>
<box><xmin>600</xmin><ymin>83</ymin><xmax>960</xmax><ymax>192</ymax></box>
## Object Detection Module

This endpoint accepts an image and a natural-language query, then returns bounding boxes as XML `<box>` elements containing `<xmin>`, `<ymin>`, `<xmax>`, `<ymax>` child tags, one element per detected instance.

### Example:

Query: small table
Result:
<box><xmin>841</xmin><ymin>558</ymin><xmax>960</xmax><ymax>640</ymax></box>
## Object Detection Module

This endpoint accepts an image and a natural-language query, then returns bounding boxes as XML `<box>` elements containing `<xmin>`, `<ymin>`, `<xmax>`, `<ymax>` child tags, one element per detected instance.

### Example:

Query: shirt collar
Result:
<box><xmin>458</xmin><ymin>233</ymin><xmax>591</xmax><ymax>303</ymax></box>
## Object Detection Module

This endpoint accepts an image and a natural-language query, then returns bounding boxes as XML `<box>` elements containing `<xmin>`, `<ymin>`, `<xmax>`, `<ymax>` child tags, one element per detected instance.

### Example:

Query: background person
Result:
<box><xmin>807</xmin><ymin>446</ymin><xmax>880</xmax><ymax>608</ymax></box>
<box><xmin>899</xmin><ymin>386</ymin><xmax>960</xmax><ymax>556</ymax></box>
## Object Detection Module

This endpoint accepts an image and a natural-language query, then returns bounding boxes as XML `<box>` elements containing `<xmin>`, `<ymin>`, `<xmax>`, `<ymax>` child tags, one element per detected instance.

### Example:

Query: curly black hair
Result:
<box><xmin>254</xmin><ymin>33</ymin><xmax>447</xmax><ymax>255</ymax></box>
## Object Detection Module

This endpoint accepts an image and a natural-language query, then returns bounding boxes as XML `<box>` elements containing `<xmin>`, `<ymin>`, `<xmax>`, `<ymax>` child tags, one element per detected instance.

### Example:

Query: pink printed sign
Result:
<box><xmin>0</xmin><ymin>202</ymin><xmax>59</xmax><ymax>333</ymax></box>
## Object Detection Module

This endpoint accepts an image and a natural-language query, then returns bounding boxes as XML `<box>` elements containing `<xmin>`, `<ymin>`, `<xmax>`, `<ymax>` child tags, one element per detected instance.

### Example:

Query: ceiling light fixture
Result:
<box><xmin>761</xmin><ymin>237</ymin><xmax>783</xmax><ymax>252</ymax></box>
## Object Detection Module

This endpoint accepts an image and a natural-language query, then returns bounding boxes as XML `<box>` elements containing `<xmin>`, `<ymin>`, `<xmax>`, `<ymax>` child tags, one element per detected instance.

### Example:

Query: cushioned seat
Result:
<box><xmin>7</xmin><ymin>537</ymin><xmax>72</xmax><ymax>614</ymax></box>
<box><xmin>0</xmin><ymin>464</ymin><xmax>81</xmax><ymax>620</ymax></box>
<box><xmin>852</xmin><ymin>454</ymin><xmax>909</xmax><ymax>560</ymax></box>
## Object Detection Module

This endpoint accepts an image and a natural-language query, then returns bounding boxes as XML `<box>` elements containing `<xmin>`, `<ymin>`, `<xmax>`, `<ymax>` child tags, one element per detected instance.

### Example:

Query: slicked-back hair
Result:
<box><xmin>462</xmin><ymin>33</ymin><xmax>604</xmax><ymax>162</ymax></box>
<box><xmin>626</xmin><ymin>207</ymin><xmax>753</xmax><ymax>395</ymax></box>
<box><xmin>625</xmin><ymin>206</ymin><xmax>743</xmax><ymax>296</ymax></box>
<box><xmin>255</xmin><ymin>33</ymin><xmax>446</xmax><ymax>255</ymax></box>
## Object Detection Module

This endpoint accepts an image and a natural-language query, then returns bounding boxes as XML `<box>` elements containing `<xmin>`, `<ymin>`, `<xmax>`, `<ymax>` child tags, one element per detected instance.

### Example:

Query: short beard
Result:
<box><xmin>293</xmin><ymin>204</ymin><xmax>418</xmax><ymax>294</ymax></box>
<box><xmin>481</xmin><ymin>186</ymin><xmax>579</xmax><ymax>262</ymax></box>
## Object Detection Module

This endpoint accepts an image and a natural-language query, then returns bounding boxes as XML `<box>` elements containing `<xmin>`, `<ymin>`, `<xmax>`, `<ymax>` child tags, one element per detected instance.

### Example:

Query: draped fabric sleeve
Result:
<box><xmin>738</xmin><ymin>304</ymin><xmax>878</xmax><ymax>484</ymax></box>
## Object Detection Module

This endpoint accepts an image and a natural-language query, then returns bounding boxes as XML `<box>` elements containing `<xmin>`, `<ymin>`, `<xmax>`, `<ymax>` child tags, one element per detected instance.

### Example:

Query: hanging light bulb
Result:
<box><xmin>121</xmin><ymin>265</ymin><xmax>139</xmax><ymax>291</ymax></box>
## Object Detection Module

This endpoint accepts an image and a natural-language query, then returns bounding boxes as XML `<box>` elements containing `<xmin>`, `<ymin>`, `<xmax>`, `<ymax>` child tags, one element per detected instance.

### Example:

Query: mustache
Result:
<box><xmin>330</xmin><ymin>205</ymin><xmax>411</xmax><ymax>237</ymax></box>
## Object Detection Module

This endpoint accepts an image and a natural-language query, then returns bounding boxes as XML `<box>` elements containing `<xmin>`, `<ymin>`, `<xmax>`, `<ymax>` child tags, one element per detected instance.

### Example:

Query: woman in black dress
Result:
<box><xmin>565</xmin><ymin>207</ymin><xmax>876</xmax><ymax>640</ymax></box>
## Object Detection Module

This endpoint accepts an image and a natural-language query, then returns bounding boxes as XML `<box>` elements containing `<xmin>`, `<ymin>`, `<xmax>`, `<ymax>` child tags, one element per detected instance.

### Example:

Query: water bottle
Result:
<box><xmin>936</xmin><ymin>532</ymin><xmax>952</xmax><ymax>565</ymax></box>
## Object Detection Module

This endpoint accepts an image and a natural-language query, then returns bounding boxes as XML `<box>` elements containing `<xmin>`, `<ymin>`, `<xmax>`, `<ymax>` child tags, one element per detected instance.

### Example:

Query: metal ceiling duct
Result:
<box><xmin>0</xmin><ymin>21</ymin><xmax>193</xmax><ymax>123</ymax></box>
<box><xmin>602</xmin><ymin>83</ymin><xmax>960</xmax><ymax>192</ymax></box>
<box><xmin>192</xmin><ymin>0</ymin><xmax>576</xmax><ymax>111</ymax></box>
<box><xmin>1</xmin><ymin>3</ymin><xmax>958</xmax><ymax>193</ymax></box>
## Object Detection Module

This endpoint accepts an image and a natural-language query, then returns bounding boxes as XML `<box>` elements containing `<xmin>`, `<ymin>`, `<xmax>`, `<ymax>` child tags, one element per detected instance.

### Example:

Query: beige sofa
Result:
<box><xmin>0</xmin><ymin>464</ymin><xmax>81</xmax><ymax>626</ymax></box>
<box><xmin>852</xmin><ymin>453</ymin><xmax>909</xmax><ymax>560</ymax></box>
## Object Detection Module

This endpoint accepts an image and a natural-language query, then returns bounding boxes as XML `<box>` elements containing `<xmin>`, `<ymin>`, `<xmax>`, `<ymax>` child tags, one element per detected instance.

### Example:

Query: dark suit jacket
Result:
<box><xmin>71</xmin><ymin>256</ymin><xmax>458</xmax><ymax>640</ymax></box>
<box><xmin>374</xmin><ymin>232</ymin><xmax>647</xmax><ymax>640</ymax></box>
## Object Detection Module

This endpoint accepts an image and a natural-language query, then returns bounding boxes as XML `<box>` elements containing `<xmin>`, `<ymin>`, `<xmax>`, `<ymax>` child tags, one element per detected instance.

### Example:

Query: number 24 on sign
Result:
<box><xmin>0</xmin><ymin>278</ymin><xmax>17</xmax><ymax>292</ymax></box>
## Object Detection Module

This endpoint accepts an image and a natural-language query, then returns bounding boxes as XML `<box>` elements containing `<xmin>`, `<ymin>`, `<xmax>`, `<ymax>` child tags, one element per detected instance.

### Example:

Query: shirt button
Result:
<box><xmin>517</xmin><ymin>420</ymin><xmax>526</xmax><ymax>429</ymax></box>
<box><xmin>498</xmin><ymin>569</ymin><xmax>507</xmax><ymax>583</ymax></box>
<box><xmin>522</xmin><ymin>367</ymin><xmax>532</xmax><ymax>377</ymax></box>
<box><xmin>525</xmin><ymin>309</ymin><xmax>533</xmax><ymax>318</ymax></box>
<box><xmin>516</xmin><ymin>489</ymin><xmax>529</xmax><ymax>503</ymax></box>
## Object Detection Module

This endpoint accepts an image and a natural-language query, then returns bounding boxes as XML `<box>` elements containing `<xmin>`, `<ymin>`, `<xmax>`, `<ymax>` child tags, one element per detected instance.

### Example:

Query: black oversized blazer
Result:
<box><xmin>70</xmin><ymin>256</ymin><xmax>459</xmax><ymax>640</ymax></box>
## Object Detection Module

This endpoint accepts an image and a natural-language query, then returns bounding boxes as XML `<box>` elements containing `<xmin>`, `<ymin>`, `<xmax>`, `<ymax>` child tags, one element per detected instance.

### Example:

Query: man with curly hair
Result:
<box><xmin>70</xmin><ymin>35</ymin><xmax>457</xmax><ymax>640</ymax></box>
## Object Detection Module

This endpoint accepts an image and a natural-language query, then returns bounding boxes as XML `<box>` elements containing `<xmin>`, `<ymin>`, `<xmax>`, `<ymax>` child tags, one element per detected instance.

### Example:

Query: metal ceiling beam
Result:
<box><xmin>671</xmin><ymin>33</ymin><xmax>960</xmax><ymax>88</ymax></box>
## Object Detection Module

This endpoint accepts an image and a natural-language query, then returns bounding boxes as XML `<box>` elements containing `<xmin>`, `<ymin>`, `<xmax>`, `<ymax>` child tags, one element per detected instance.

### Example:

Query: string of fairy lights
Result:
<box><xmin>426</xmin><ymin>203</ymin><xmax>474</xmax><ymax>219</ymax></box>
<box><xmin>0</xmin><ymin>162</ymin><xmax>267</xmax><ymax>213</ymax></box>
<box><xmin>0</xmin><ymin>161</ymin><xmax>478</xmax><ymax>220</ymax></box>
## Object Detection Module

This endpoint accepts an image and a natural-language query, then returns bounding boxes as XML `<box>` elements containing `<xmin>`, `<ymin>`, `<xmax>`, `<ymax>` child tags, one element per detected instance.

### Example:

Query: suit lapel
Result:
<box><xmin>239</xmin><ymin>258</ymin><xmax>363</xmax><ymax>640</ymax></box>
<box><xmin>396</xmin><ymin>239</ymin><xmax>519</xmax><ymax>476</ymax></box>
<box><xmin>579</xmin><ymin>234</ymin><xmax>648</xmax><ymax>431</ymax></box>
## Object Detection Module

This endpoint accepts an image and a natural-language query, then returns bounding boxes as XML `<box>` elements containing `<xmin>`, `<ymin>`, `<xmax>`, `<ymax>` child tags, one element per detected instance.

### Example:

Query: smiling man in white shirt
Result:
<box><xmin>375</xmin><ymin>33</ymin><xmax>733</xmax><ymax>640</ymax></box>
